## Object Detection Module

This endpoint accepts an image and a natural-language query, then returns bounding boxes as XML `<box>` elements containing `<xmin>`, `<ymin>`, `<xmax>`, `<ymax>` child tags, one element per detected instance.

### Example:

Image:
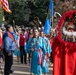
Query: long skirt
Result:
<box><xmin>14</xmin><ymin>49</ymin><xmax>20</xmax><ymax>56</ymax></box>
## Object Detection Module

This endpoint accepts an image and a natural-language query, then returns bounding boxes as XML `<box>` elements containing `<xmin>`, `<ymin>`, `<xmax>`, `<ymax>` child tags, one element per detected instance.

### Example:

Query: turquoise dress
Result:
<box><xmin>26</xmin><ymin>37</ymin><xmax>46</xmax><ymax>75</ymax></box>
<box><xmin>14</xmin><ymin>35</ymin><xmax>20</xmax><ymax>56</ymax></box>
<box><xmin>42</xmin><ymin>37</ymin><xmax>52</xmax><ymax>73</ymax></box>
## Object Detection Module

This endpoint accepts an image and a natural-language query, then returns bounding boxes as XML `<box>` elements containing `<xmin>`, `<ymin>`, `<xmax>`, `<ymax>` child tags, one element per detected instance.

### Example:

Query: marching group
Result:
<box><xmin>0</xmin><ymin>25</ymin><xmax>55</xmax><ymax>75</ymax></box>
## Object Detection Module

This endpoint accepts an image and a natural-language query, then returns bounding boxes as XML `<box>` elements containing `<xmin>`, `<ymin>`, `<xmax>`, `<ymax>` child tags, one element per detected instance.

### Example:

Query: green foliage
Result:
<box><xmin>5</xmin><ymin>0</ymin><xmax>27</xmax><ymax>25</ymax></box>
<box><xmin>0</xmin><ymin>10</ymin><xmax>3</xmax><ymax>25</ymax></box>
<box><xmin>4</xmin><ymin>0</ymin><xmax>49</xmax><ymax>26</ymax></box>
<box><xmin>4</xmin><ymin>0</ymin><xmax>76</xmax><ymax>26</ymax></box>
<box><xmin>28</xmin><ymin>0</ymin><xmax>49</xmax><ymax>23</ymax></box>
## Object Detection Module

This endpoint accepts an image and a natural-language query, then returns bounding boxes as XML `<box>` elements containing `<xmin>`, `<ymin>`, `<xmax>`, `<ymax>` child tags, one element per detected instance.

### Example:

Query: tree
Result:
<box><xmin>54</xmin><ymin>0</ymin><xmax>76</xmax><ymax>15</ymax></box>
<box><xmin>4</xmin><ymin>0</ymin><xmax>49</xmax><ymax>26</ymax></box>
<box><xmin>27</xmin><ymin>0</ymin><xmax>49</xmax><ymax>23</ymax></box>
<box><xmin>4</xmin><ymin>0</ymin><xmax>28</xmax><ymax>25</ymax></box>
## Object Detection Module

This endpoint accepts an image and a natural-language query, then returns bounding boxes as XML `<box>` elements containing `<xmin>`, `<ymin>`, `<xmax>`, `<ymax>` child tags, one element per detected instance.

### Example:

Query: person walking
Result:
<box><xmin>19</xmin><ymin>29</ymin><xmax>27</xmax><ymax>64</ymax></box>
<box><xmin>26</xmin><ymin>28</ymin><xmax>46</xmax><ymax>75</ymax></box>
<box><xmin>14</xmin><ymin>30</ymin><xmax>20</xmax><ymax>62</ymax></box>
<box><xmin>3</xmin><ymin>25</ymin><xmax>16</xmax><ymax>75</ymax></box>
<box><xmin>40</xmin><ymin>31</ymin><xmax>52</xmax><ymax>75</ymax></box>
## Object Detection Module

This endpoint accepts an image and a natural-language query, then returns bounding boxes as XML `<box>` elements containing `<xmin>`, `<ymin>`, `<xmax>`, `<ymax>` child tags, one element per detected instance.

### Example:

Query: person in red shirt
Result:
<box><xmin>19</xmin><ymin>29</ymin><xmax>27</xmax><ymax>64</ymax></box>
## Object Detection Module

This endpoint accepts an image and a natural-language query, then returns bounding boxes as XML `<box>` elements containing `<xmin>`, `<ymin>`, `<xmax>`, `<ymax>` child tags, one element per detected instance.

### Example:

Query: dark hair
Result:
<box><xmin>6</xmin><ymin>25</ymin><xmax>12</xmax><ymax>31</ymax></box>
<box><xmin>33</xmin><ymin>27</ymin><xmax>39</xmax><ymax>32</ymax></box>
<box><xmin>22</xmin><ymin>29</ymin><xmax>25</xmax><ymax>32</ymax></box>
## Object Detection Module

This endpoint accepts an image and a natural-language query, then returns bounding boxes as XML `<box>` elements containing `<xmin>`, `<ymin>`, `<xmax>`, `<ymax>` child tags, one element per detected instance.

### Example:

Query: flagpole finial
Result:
<box><xmin>3</xmin><ymin>16</ymin><xmax>5</xmax><ymax>21</ymax></box>
<box><xmin>13</xmin><ymin>20</ymin><xmax>14</xmax><ymax>23</ymax></box>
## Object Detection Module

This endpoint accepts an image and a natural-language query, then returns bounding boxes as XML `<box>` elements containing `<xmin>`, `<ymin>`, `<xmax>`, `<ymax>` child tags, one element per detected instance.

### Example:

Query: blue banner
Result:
<box><xmin>44</xmin><ymin>0</ymin><xmax>53</xmax><ymax>35</ymax></box>
<box><xmin>44</xmin><ymin>18</ymin><xmax>51</xmax><ymax>35</ymax></box>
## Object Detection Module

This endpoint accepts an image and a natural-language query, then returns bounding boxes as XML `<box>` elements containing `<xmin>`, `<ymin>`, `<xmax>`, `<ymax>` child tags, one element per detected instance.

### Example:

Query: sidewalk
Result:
<box><xmin>0</xmin><ymin>57</ymin><xmax>53</xmax><ymax>75</ymax></box>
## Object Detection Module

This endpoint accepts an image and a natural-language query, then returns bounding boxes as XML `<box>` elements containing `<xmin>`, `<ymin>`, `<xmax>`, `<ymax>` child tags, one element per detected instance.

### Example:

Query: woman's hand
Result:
<box><xmin>8</xmin><ymin>53</ymin><xmax>12</xmax><ymax>56</ymax></box>
<box><xmin>44</xmin><ymin>55</ymin><xmax>47</xmax><ymax>59</ymax></box>
<box><xmin>30</xmin><ymin>48</ymin><xmax>34</xmax><ymax>52</ymax></box>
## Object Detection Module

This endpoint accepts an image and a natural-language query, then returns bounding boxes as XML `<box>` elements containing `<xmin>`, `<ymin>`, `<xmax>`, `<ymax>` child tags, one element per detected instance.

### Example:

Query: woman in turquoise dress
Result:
<box><xmin>14</xmin><ymin>31</ymin><xmax>20</xmax><ymax>62</ymax></box>
<box><xmin>26</xmin><ymin>28</ymin><xmax>46</xmax><ymax>75</ymax></box>
<box><xmin>40</xmin><ymin>31</ymin><xmax>52</xmax><ymax>75</ymax></box>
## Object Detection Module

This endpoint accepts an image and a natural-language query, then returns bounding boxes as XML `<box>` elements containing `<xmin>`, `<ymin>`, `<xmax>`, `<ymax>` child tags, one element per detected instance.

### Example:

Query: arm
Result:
<box><xmin>47</xmin><ymin>39</ymin><xmax>52</xmax><ymax>54</ymax></box>
<box><xmin>26</xmin><ymin>38</ymin><xmax>33</xmax><ymax>54</ymax></box>
<box><xmin>4</xmin><ymin>37</ymin><xmax>12</xmax><ymax>54</ymax></box>
<box><xmin>41</xmin><ymin>38</ymin><xmax>47</xmax><ymax>55</ymax></box>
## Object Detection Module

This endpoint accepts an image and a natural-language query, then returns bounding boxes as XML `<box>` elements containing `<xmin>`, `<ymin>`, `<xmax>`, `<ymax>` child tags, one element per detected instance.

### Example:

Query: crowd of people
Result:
<box><xmin>0</xmin><ymin>24</ymin><xmax>56</xmax><ymax>75</ymax></box>
<box><xmin>1</xmin><ymin>10</ymin><xmax>75</xmax><ymax>75</ymax></box>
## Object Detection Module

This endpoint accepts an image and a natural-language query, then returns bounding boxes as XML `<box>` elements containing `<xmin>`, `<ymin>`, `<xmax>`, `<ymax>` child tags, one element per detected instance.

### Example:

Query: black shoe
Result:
<box><xmin>10</xmin><ymin>70</ymin><xmax>14</xmax><ymax>74</ymax></box>
<box><xmin>25</xmin><ymin>62</ymin><xmax>27</xmax><ymax>64</ymax></box>
<box><xmin>21</xmin><ymin>62</ymin><xmax>23</xmax><ymax>64</ymax></box>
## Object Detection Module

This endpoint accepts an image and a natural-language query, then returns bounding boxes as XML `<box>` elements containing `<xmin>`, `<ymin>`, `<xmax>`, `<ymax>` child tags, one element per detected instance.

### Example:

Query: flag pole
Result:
<box><xmin>49</xmin><ymin>0</ymin><xmax>54</xmax><ymax>27</ymax></box>
<box><xmin>51</xmin><ymin>15</ymin><xmax>54</xmax><ymax>27</ymax></box>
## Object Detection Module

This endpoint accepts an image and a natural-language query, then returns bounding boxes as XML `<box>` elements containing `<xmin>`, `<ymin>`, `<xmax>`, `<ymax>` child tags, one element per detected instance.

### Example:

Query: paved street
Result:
<box><xmin>0</xmin><ymin>57</ymin><xmax>53</xmax><ymax>75</ymax></box>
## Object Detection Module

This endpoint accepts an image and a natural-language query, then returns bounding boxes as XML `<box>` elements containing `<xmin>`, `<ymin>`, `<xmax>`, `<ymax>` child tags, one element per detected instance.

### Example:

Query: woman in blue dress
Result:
<box><xmin>26</xmin><ymin>28</ymin><xmax>46</xmax><ymax>75</ymax></box>
<box><xmin>40</xmin><ymin>31</ymin><xmax>52</xmax><ymax>75</ymax></box>
<box><xmin>14</xmin><ymin>30</ymin><xmax>20</xmax><ymax>62</ymax></box>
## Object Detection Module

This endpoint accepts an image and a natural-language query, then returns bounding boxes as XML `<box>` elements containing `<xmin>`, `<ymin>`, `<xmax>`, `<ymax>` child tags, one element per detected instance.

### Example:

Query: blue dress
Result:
<box><xmin>14</xmin><ymin>35</ymin><xmax>20</xmax><ymax>56</ymax></box>
<box><xmin>26</xmin><ymin>37</ymin><xmax>46</xmax><ymax>75</ymax></box>
<box><xmin>42</xmin><ymin>37</ymin><xmax>52</xmax><ymax>73</ymax></box>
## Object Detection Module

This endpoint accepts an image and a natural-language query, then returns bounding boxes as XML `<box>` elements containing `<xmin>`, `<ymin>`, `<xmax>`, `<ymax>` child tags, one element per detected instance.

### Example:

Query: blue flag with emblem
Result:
<box><xmin>44</xmin><ymin>0</ymin><xmax>54</xmax><ymax>35</ymax></box>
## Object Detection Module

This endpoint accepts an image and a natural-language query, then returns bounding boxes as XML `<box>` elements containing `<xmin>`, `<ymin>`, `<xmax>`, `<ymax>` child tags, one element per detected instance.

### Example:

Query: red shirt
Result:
<box><xmin>19</xmin><ymin>33</ymin><xmax>26</xmax><ymax>46</ymax></box>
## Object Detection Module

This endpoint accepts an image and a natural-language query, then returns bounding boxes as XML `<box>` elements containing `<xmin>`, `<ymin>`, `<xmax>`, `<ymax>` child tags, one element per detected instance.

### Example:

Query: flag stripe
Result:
<box><xmin>4</xmin><ymin>0</ymin><xmax>8</xmax><ymax>4</ymax></box>
<box><xmin>3</xmin><ymin>6</ymin><xmax>11</xmax><ymax>12</ymax></box>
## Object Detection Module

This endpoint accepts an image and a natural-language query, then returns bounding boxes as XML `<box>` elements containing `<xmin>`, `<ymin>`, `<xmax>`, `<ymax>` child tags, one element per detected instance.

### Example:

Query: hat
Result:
<box><xmin>22</xmin><ymin>29</ymin><xmax>25</xmax><ymax>32</ymax></box>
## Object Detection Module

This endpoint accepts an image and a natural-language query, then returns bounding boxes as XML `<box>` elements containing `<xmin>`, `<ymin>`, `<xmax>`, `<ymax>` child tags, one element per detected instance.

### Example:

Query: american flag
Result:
<box><xmin>1</xmin><ymin>0</ymin><xmax>11</xmax><ymax>13</ymax></box>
